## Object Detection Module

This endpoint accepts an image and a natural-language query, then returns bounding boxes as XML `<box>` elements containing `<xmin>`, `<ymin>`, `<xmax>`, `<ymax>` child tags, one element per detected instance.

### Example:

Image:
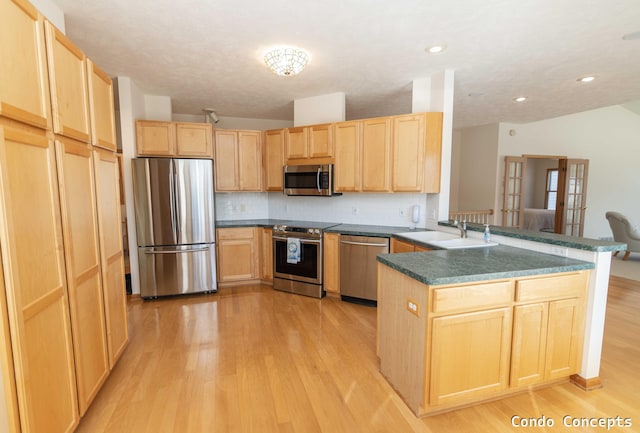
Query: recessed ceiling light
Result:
<box><xmin>513</xmin><ymin>96</ymin><xmax>527</xmax><ymax>103</ymax></box>
<box><xmin>577</xmin><ymin>76</ymin><xmax>595</xmax><ymax>83</ymax></box>
<box><xmin>425</xmin><ymin>45</ymin><xmax>446</xmax><ymax>54</ymax></box>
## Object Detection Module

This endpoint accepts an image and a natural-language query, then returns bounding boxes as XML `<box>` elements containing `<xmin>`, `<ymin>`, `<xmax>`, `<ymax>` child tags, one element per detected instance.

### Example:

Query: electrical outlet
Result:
<box><xmin>399</xmin><ymin>208</ymin><xmax>406</xmax><ymax>217</ymax></box>
<box><xmin>406</xmin><ymin>299</ymin><xmax>420</xmax><ymax>317</ymax></box>
<box><xmin>352</xmin><ymin>206</ymin><xmax>359</xmax><ymax>215</ymax></box>
<box><xmin>551</xmin><ymin>246</ymin><xmax>569</xmax><ymax>257</ymax></box>
<box><xmin>240</xmin><ymin>204</ymin><xmax>246</xmax><ymax>212</ymax></box>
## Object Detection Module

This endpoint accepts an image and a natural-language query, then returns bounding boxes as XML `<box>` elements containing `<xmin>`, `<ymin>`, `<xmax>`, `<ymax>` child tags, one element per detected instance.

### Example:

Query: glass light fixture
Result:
<box><xmin>577</xmin><ymin>76</ymin><xmax>595</xmax><ymax>83</ymax></box>
<box><xmin>513</xmin><ymin>96</ymin><xmax>527</xmax><ymax>102</ymax></box>
<box><xmin>264</xmin><ymin>46</ymin><xmax>310</xmax><ymax>76</ymax></box>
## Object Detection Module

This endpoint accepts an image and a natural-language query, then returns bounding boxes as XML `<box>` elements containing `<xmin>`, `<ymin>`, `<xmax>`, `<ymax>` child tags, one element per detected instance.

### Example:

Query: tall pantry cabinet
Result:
<box><xmin>0</xmin><ymin>0</ymin><xmax>128</xmax><ymax>432</ymax></box>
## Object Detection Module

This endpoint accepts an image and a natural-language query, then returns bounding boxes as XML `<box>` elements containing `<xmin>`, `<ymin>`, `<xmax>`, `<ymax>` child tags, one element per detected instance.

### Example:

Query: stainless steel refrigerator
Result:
<box><xmin>132</xmin><ymin>158</ymin><xmax>217</xmax><ymax>298</ymax></box>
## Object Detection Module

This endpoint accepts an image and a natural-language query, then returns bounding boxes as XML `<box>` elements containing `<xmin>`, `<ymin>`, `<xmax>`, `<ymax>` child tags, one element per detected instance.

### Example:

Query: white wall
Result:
<box><xmin>450</xmin><ymin>123</ymin><xmax>499</xmax><ymax>213</ymax></box>
<box><xmin>293</xmin><ymin>92</ymin><xmax>346</xmax><ymax>127</ymax></box>
<box><xmin>31</xmin><ymin>0</ymin><xmax>65</xmax><ymax>31</ymax></box>
<box><xmin>496</xmin><ymin>105</ymin><xmax>640</xmax><ymax>238</ymax></box>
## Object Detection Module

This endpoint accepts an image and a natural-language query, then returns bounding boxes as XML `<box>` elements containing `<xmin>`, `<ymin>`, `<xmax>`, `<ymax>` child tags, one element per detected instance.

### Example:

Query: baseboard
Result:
<box><xmin>570</xmin><ymin>374</ymin><xmax>602</xmax><ymax>390</ymax></box>
<box><xmin>127</xmin><ymin>293</ymin><xmax>142</xmax><ymax>301</ymax></box>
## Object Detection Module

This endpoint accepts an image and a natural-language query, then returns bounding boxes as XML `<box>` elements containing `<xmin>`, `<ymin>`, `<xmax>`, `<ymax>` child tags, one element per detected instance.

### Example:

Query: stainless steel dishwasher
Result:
<box><xmin>339</xmin><ymin>235</ymin><xmax>390</xmax><ymax>305</ymax></box>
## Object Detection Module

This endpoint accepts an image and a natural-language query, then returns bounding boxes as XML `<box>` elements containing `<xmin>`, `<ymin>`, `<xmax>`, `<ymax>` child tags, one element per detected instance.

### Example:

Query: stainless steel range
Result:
<box><xmin>272</xmin><ymin>221</ymin><xmax>339</xmax><ymax>298</ymax></box>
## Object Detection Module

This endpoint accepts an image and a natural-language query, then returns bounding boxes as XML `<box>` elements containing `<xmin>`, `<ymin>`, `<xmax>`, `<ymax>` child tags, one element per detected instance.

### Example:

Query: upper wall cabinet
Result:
<box><xmin>392</xmin><ymin>112</ymin><xmax>443</xmax><ymax>193</ymax></box>
<box><xmin>87</xmin><ymin>59</ymin><xmax>117</xmax><ymax>151</ymax></box>
<box><xmin>334</xmin><ymin>116</ymin><xmax>392</xmax><ymax>192</ymax></box>
<box><xmin>214</xmin><ymin>129</ymin><xmax>262</xmax><ymax>192</ymax></box>
<box><xmin>285</xmin><ymin>123</ymin><xmax>334</xmax><ymax>164</ymax></box>
<box><xmin>135</xmin><ymin>120</ymin><xmax>212</xmax><ymax>157</ymax></box>
<box><xmin>0</xmin><ymin>0</ymin><xmax>51</xmax><ymax>129</ymax></box>
<box><xmin>263</xmin><ymin>128</ymin><xmax>285</xmax><ymax>191</ymax></box>
<box><xmin>44</xmin><ymin>20</ymin><xmax>91</xmax><ymax>143</ymax></box>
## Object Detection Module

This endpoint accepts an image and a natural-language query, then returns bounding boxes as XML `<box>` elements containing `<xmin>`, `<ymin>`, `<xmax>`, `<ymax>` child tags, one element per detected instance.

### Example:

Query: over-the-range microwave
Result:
<box><xmin>283</xmin><ymin>164</ymin><xmax>341</xmax><ymax>197</ymax></box>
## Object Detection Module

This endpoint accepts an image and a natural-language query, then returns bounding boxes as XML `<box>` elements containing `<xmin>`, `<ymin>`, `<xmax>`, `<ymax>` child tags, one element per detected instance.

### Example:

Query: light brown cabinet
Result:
<box><xmin>44</xmin><ymin>20</ymin><xmax>92</xmax><ymax>143</ymax></box>
<box><xmin>0</xmin><ymin>119</ymin><xmax>80</xmax><ymax>433</ymax></box>
<box><xmin>392</xmin><ymin>113</ymin><xmax>442</xmax><ymax>193</ymax></box>
<box><xmin>55</xmin><ymin>136</ymin><xmax>110</xmax><ymax>416</ymax></box>
<box><xmin>263</xmin><ymin>129</ymin><xmax>285</xmax><ymax>191</ymax></box>
<box><xmin>93</xmin><ymin>148</ymin><xmax>129</xmax><ymax>368</ymax></box>
<box><xmin>214</xmin><ymin>129</ymin><xmax>262</xmax><ymax>192</ymax></box>
<box><xmin>390</xmin><ymin>237</ymin><xmax>432</xmax><ymax>253</ymax></box>
<box><xmin>87</xmin><ymin>59</ymin><xmax>117</xmax><ymax>150</ymax></box>
<box><xmin>136</xmin><ymin>120</ymin><xmax>212</xmax><ymax>157</ymax></box>
<box><xmin>261</xmin><ymin>228</ymin><xmax>274</xmax><ymax>282</ymax></box>
<box><xmin>216</xmin><ymin>228</ymin><xmax>261</xmax><ymax>283</ymax></box>
<box><xmin>285</xmin><ymin>124</ymin><xmax>334</xmax><ymax>163</ymax></box>
<box><xmin>334</xmin><ymin>117</ymin><xmax>391</xmax><ymax>192</ymax></box>
<box><xmin>378</xmin><ymin>265</ymin><xmax>588</xmax><ymax>416</ymax></box>
<box><xmin>510</xmin><ymin>273</ymin><xmax>586</xmax><ymax>387</ymax></box>
<box><xmin>323</xmin><ymin>233</ymin><xmax>340</xmax><ymax>294</ymax></box>
<box><xmin>0</xmin><ymin>0</ymin><xmax>51</xmax><ymax>129</ymax></box>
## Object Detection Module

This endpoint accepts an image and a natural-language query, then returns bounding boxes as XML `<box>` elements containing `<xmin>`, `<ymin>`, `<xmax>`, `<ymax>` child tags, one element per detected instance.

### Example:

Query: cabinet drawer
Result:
<box><xmin>431</xmin><ymin>281</ymin><xmax>514</xmax><ymax>314</ymax></box>
<box><xmin>217</xmin><ymin>227</ymin><xmax>256</xmax><ymax>240</ymax></box>
<box><xmin>516</xmin><ymin>272</ymin><xmax>586</xmax><ymax>302</ymax></box>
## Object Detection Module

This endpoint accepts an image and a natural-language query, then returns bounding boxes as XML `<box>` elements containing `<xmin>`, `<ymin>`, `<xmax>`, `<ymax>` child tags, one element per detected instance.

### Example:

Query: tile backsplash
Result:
<box><xmin>215</xmin><ymin>192</ymin><xmax>432</xmax><ymax>229</ymax></box>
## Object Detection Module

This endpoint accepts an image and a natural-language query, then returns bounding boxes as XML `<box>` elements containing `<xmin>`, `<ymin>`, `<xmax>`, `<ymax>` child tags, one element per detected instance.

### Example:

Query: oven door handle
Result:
<box><xmin>273</xmin><ymin>235</ymin><xmax>321</xmax><ymax>244</ymax></box>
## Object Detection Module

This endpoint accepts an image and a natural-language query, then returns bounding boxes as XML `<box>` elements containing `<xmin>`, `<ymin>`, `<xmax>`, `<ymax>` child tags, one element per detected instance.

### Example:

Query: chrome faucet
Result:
<box><xmin>455</xmin><ymin>220</ymin><xmax>468</xmax><ymax>238</ymax></box>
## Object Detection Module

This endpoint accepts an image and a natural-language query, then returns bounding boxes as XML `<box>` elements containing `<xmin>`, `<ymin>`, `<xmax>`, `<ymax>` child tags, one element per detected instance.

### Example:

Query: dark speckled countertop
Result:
<box><xmin>377</xmin><ymin>244</ymin><xmax>594</xmax><ymax>286</ymax></box>
<box><xmin>216</xmin><ymin>219</ymin><xmax>290</xmax><ymax>228</ymax></box>
<box><xmin>325</xmin><ymin>224</ymin><xmax>428</xmax><ymax>237</ymax></box>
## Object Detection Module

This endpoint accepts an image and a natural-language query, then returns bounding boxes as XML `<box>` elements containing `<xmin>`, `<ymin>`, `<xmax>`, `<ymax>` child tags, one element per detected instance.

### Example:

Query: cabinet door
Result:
<box><xmin>55</xmin><ymin>137</ymin><xmax>109</xmax><ymax>415</ymax></box>
<box><xmin>0</xmin><ymin>120</ymin><xmax>79</xmax><ymax>433</ymax></box>
<box><xmin>176</xmin><ymin>122</ymin><xmax>212</xmax><ymax>157</ymax></box>
<box><xmin>263</xmin><ymin>129</ymin><xmax>285</xmax><ymax>191</ymax></box>
<box><xmin>429</xmin><ymin>307</ymin><xmax>512</xmax><ymax>407</ymax></box>
<box><xmin>261</xmin><ymin>228</ymin><xmax>273</xmax><ymax>281</ymax></box>
<box><xmin>238</xmin><ymin>131</ymin><xmax>262</xmax><ymax>191</ymax></box>
<box><xmin>217</xmin><ymin>228</ymin><xmax>258</xmax><ymax>282</ymax></box>
<box><xmin>0</xmin><ymin>0</ymin><xmax>51</xmax><ymax>129</ymax></box>
<box><xmin>285</xmin><ymin>127</ymin><xmax>308</xmax><ymax>160</ymax></box>
<box><xmin>511</xmin><ymin>302</ymin><xmax>548</xmax><ymax>387</ymax></box>
<box><xmin>93</xmin><ymin>149</ymin><xmax>129</xmax><ymax>368</ymax></box>
<box><xmin>334</xmin><ymin>121</ymin><xmax>361</xmax><ymax>192</ymax></box>
<box><xmin>545</xmin><ymin>297</ymin><xmax>583</xmax><ymax>380</ymax></box>
<box><xmin>309</xmin><ymin>124</ymin><xmax>334</xmax><ymax>158</ymax></box>
<box><xmin>214</xmin><ymin>130</ymin><xmax>239</xmax><ymax>191</ymax></box>
<box><xmin>392</xmin><ymin>114</ymin><xmax>425</xmax><ymax>192</ymax></box>
<box><xmin>44</xmin><ymin>20</ymin><xmax>91</xmax><ymax>142</ymax></box>
<box><xmin>86</xmin><ymin>59</ymin><xmax>117</xmax><ymax>151</ymax></box>
<box><xmin>323</xmin><ymin>233</ymin><xmax>340</xmax><ymax>293</ymax></box>
<box><xmin>390</xmin><ymin>238</ymin><xmax>415</xmax><ymax>253</ymax></box>
<box><xmin>361</xmin><ymin>117</ymin><xmax>391</xmax><ymax>192</ymax></box>
<box><xmin>136</xmin><ymin>120</ymin><xmax>176</xmax><ymax>156</ymax></box>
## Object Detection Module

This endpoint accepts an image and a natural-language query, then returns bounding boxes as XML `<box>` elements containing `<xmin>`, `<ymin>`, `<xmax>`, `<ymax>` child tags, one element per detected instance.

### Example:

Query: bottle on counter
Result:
<box><xmin>484</xmin><ymin>224</ymin><xmax>491</xmax><ymax>243</ymax></box>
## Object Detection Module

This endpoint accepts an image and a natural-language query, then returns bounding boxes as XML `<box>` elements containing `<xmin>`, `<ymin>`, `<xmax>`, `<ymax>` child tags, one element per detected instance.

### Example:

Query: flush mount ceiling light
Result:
<box><xmin>513</xmin><ymin>96</ymin><xmax>528</xmax><ymax>103</ymax></box>
<box><xmin>425</xmin><ymin>44</ymin><xmax>447</xmax><ymax>54</ymax></box>
<box><xmin>577</xmin><ymin>76</ymin><xmax>595</xmax><ymax>83</ymax></box>
<box><xmin>264</xmin><ymin>46</ymin><xmax>310</xmax><ymax>76</ymax></box>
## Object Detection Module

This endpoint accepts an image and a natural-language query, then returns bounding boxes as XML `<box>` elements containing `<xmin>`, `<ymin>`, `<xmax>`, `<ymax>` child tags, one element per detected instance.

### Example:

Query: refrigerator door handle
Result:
<box><xmin>144</xmin><ymin>246</ymin><xmax>211</xmax><ymax>254</ymax></box>
<box><xmin>173</xmin><ymin>160</ymin><xmax>182</xmax><ymax>243</ymax></box>
<box><xmin>169</xmin><ymin>161</ymin><xmax>178</xmax><ymax>242</ymax></box>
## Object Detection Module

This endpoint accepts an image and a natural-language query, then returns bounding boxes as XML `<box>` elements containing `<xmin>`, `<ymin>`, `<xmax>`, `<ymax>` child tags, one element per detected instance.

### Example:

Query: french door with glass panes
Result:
<box><xmin>554</xmin><ymin>159</ymin><xmax>589</xmax><ymax>236</ymax></box>
<box><xmin>502</xmin><ymin>156</ymin><xmax>526</xmax><ymax>228</ymax></box>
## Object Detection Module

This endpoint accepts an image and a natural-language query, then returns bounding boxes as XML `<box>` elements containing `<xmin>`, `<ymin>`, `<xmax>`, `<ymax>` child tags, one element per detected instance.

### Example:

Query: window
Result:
<box><xmin>545</xmin><ymin>169</ymin><xmax>558</xmax><ymax>210</ymax></box>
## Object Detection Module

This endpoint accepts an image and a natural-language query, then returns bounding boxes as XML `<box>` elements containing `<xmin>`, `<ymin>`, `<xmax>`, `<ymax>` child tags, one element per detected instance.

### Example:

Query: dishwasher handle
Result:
<box><xmin>339</xmin><ymin>239</ymin><xmax>389</xmax><ymax>248</ymax></box>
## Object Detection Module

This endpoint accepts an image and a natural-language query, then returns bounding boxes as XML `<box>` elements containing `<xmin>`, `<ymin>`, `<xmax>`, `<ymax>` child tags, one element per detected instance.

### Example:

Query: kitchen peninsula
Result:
<box><xmin>376</xmin><ymin>225</ymin><xmax>625</xmax><ymax>417</ymax></box>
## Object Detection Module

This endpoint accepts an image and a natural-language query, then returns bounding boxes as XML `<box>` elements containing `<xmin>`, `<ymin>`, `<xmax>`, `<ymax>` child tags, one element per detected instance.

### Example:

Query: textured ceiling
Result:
<box><xmin>55</xmin><ymin>0</ymin><xmax>640</xmax><ymax>128</ymax></box>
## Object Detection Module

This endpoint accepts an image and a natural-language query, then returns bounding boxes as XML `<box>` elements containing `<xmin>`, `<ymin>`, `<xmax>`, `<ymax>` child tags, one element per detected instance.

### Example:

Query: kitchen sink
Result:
<box><xmin>395</xmin><ymin>231</ymin><xmax>459</xmax><ymax>242</ymax></box>
<box><xmin>426</xmin><ymin>238</ymin><xmax>498</xmax><ymax>249</ymax></box>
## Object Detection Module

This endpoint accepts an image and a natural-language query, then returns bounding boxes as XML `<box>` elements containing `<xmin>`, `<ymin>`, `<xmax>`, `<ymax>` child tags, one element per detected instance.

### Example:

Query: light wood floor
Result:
<box><xmin>76</xmin><ymin>278</ymin><xmax>640</xmax><ymax>433</ymax></box>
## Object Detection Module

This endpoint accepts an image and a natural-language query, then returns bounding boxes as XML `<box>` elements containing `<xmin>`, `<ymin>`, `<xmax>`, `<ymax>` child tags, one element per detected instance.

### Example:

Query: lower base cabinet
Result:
<box><xmin>323</xmin><ymin>233</ymin><xmax>340</xmax><ymax>294</ymax></box>
<box><xmin>216</xmin><ymin>228</ymin><xmax>260</xmax><ymax>283</ymax></box>
<box><xmin>378</xmin><ymin>264</ymin><xmax>589</xmax><ymax>416</ymax></box>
